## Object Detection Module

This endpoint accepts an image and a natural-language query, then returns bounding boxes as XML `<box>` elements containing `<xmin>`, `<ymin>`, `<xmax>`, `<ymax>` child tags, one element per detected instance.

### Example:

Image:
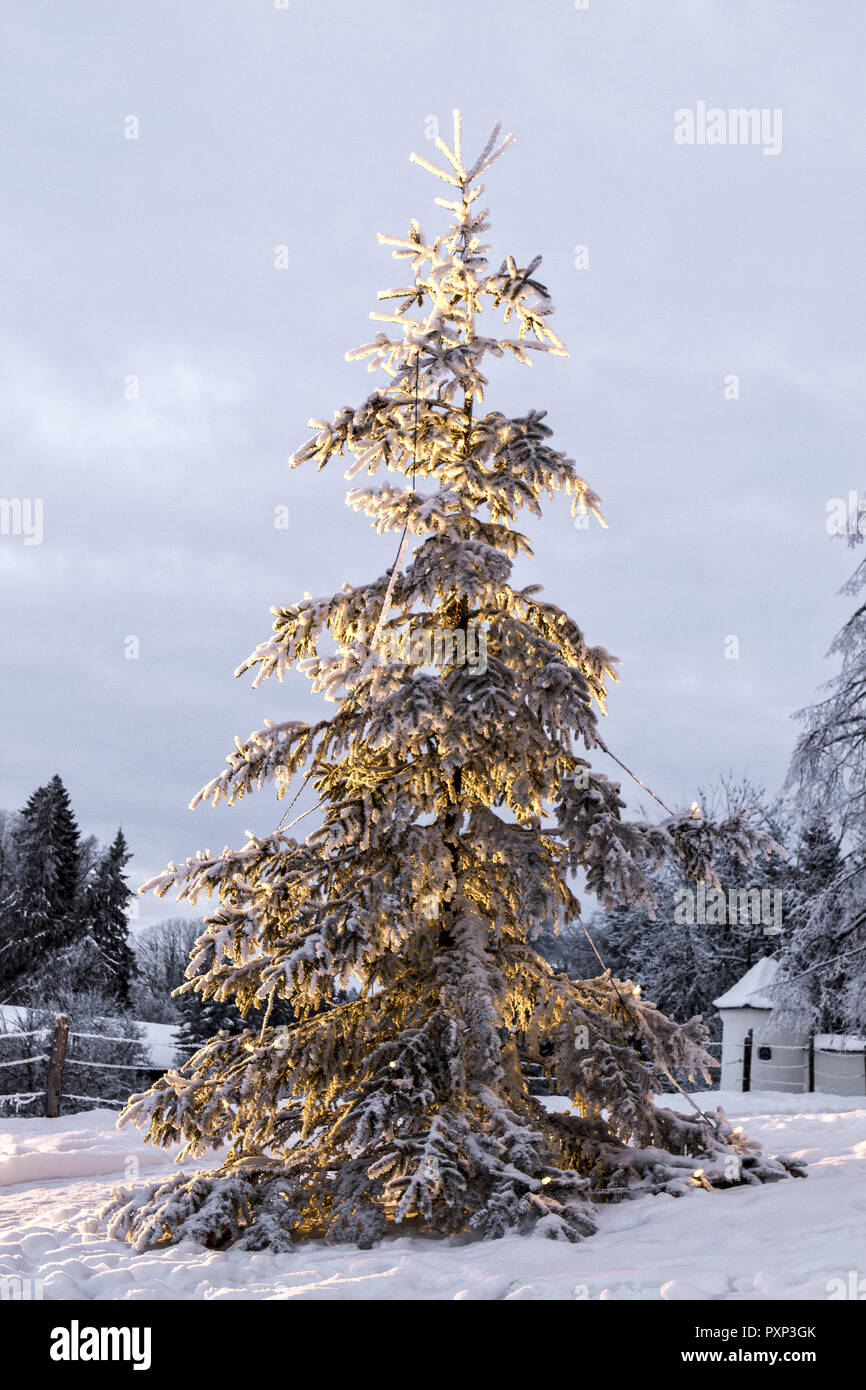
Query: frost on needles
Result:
<box><xmin>104</xmin><ymin>113</ymin><xmax>805</xmax><ymax>1254</ymax></box>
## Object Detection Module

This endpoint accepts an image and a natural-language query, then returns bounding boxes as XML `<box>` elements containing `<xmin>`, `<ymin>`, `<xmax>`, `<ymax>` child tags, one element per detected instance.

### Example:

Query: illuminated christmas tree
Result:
<box><xmin>106</xmin><ymin>114</ymin><xmax>803</xmax><ymax>1252</ymax></box>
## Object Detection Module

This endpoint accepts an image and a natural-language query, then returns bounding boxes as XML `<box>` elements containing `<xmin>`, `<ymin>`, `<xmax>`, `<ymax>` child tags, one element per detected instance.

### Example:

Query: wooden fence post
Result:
<box><xmin>742</xmin><ymin>1027</ymin><xmax>753</xmax><ymax>1093</ymax></box>
<box><xmin>45</xmin><ymin>1014</ymin><xmax>68</xmax><ymax>1118</ymax></box>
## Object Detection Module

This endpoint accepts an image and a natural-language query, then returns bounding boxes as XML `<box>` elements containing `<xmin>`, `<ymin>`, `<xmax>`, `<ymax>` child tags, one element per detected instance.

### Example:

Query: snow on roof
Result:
<box><xmin>713</xmin><ymin>956</ymin><xmax>780</xmax><ymax>1010</ymax></box>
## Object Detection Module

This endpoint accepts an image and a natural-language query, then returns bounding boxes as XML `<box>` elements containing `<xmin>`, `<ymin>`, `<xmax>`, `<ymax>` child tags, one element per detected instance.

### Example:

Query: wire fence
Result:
<box><xmin>1</xmin><ymin>1015</ymin><xmax>863</xmax><ymax>1117</ymax></box>
<box><xmin>0</xmin><ymin>1014</ymin><xmax>185</xmax><ymax>1117</ymax></box>
<box><xmin>717</xmin><ymin>1035</ymin><xmax>866</xmax><ymax>1095</ymax></box>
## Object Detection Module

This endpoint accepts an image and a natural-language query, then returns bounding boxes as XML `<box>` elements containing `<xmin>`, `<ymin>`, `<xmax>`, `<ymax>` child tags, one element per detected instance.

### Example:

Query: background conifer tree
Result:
<box><xmin>82</xmin><ymin>829</ymin><xmax>137</xmax><ymax>1007</ymax></box>
<box><xmin>1</xmin><ymin>775</ymin><xmax>81</xmax><ymax>998</ymax></box>
<box><xmin>772</xmin><ymin>816</ymin><xmax>844</xmax><ymax>1032</ymax></box>
<box><xmin>107</xmin><ymin>114</ymin><xmax>803</xmax><ymax>1254</ymax></box>
<box><xmin>781</xmin><ymin>540</ymin><xmax>866</xmax><ymax>1033</ymax></box>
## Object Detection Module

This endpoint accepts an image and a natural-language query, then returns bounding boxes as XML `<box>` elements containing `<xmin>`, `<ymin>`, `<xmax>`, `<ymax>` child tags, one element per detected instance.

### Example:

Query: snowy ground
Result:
<box><xmin>0</xmin><ymin>1091</ymin><xmax>863</xmax><ymax>1300</ymax></box>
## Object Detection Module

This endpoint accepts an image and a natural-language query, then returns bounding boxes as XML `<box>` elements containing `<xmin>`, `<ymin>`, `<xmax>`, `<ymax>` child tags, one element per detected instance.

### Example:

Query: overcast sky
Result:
<box><xmin>2</xmin><ymin>0</ymin><xmax>864</xmax><ymax>926</ymax></box>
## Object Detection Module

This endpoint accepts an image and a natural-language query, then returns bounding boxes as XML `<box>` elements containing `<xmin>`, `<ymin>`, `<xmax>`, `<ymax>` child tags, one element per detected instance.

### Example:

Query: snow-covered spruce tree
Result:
<box><xmin>81</xmin><ymin>829</ymin><xmax>137</xmax><ymax>1008</ymax></box>
<box><xmin>105</xmin><ymin>114</ymin><xmax>803</xmax><ymax>1253</ymax></box>
<box><xmin>772</xmin><ymin>817</ymin><xmax>844</xmax><ymax>1032</ymax></box>
<box><xmin>0</xmin><ymin>775</ymin><xmax>81</xmax><ymax>1001</ymax></box>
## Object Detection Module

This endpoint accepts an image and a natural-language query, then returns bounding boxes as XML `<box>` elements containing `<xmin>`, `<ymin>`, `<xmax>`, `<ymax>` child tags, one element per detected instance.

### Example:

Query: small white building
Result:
<box><xmin>714</xmin><ymin>957</ymin><xmax>866</xmax><ymax>1096</ymax></box>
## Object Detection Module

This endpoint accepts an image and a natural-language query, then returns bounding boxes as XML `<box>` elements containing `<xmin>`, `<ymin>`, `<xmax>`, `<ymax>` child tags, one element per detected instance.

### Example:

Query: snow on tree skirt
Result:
<box><xmin>102</xmin><ymin>1087</ymin><xmax>804</xmax><ymax>1252</ymax></box>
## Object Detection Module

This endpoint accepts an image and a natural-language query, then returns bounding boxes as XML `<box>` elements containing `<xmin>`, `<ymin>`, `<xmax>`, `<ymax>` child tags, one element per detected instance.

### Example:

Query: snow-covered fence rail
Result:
<box><xmin>0</xmin><ymin>1014</ymin><xmax>160</xmax><ymax>1117</ymax></box>
<box><xmin>0</xmin><ymin>1019</ymin><xmax>52</xmax><ymax>1115</ymax></box>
